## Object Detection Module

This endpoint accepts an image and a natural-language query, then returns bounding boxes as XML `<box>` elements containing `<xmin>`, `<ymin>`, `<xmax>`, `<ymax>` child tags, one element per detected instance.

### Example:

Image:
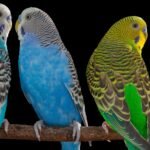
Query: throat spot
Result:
<box><xmin>134</xmin><ymin>36</ymin><xmax>140</xmax><ymax>44</ymax></box>
<box><xmin>21</xmin><ymin>27</ymin><xmax>25</xmax><ymax>36</ymax></box>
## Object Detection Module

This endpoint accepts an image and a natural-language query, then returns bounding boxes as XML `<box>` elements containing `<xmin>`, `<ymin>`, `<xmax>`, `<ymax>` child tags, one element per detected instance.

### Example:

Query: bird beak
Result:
<box><xmin>15</xmin><ymin>15</ymin><xmax>21</xmax><ymax>33</ymax></box>
<box><xmin>15</xmin><ymin>20</ymin><xmax>19</xmax><ymax>33</ymax></box>
<box><xmin>136</xmin><ymin>30</ymin><xmax>147</xmax><ymax>55</ymax></box>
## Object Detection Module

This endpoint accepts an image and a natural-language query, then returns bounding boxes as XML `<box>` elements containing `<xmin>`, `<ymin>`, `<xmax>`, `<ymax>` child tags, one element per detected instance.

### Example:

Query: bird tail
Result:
<box><xmin>61</xmin><ymin>142</ymin><xmax>80</xmax><ymax>150</ymax></box>
<box><xmin>124</xmin><ymin>140</ymin><xmax>140</xmax><ymax>150</ymax></box>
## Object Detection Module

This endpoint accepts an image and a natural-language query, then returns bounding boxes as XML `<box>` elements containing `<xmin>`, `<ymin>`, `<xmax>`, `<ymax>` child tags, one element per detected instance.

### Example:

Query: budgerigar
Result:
<box><xmin>0</xmin><ymin>3</ymin><xmax>12</xmax><ymax>132</ymax></box>
<box><xmin>86</xmin><ymin>16</ymin><xmax>150</xmax><ymax>150</ymax></box>
<box><xmin>15</xmin><ymin>7</ymin><xmax>89</xmax><ymax>150</ymax></box>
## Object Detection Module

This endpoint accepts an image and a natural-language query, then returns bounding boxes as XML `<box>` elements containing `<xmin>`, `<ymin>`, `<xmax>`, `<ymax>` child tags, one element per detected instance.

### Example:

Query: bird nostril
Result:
<box><xmin>143</xmin><ymin>27</ymin><xmax>147</xmax><ymax>33</ymax></box>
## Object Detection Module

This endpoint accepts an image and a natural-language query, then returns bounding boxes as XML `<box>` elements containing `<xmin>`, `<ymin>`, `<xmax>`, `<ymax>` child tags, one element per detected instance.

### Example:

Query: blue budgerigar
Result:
<box><xmin>15</xmin><ymin>7</ymin><xmax>89</xmax><ymax>150</ymax></box>
<box><xmin>0</xmin><ymin>3</ymin><xmax>12</xmax><ymax>132</ymax></box>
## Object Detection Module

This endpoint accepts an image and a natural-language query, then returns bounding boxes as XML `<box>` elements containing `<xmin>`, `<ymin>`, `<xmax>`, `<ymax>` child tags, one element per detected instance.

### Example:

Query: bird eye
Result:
<box><xmin>26</xmin><ymin>14</ymin><xmax>31</xmax><ymax>20</ymax></box>
<box><xmin>132</xmin><ymin>23</ymin><xmax>139</xmax><ymax>29</ymax></box>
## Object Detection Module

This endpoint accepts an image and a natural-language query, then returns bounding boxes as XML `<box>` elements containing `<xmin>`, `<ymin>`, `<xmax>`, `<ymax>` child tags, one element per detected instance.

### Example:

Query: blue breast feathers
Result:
<box><xmin>19</xmin><ymin>34</ymin><xmax>82</xmax><ymax>126</ymax></box>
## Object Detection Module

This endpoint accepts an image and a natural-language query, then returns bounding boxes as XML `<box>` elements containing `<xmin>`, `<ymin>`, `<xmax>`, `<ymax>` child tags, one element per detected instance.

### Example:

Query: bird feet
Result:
<box><xmin>34</xmin><ymin>120</ymin><xmax>45</xmax><ymax>141</ymax></box>
<box><xmin>3</xmin><ymin>119</ymin><xmax>9</xmax><ymax>134</ymax></box>
<box><xmin>102</xmin><ymin>121</ymin><xmax>111</xmax><ymax>142</ymax></box>
<box><xmin>71</xmin><ymin>121</ymin><xmax>81</xmax><ymax>143</ymax></box>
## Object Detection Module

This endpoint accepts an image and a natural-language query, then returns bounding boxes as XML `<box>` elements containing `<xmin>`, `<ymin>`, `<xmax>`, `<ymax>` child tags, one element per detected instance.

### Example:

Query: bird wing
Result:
<box><xmin>64</xmin><ymin>50</ymin><xmax>88</xmax><ymax>127</ymax></box>
<box><xmin>88</xmin><ymin>55</ymin><xmax>150</xmax><ymax>149</ymax></box>
<box><xmin>0</xmin><ymin>48</ymin><xmax>11</xmax><ymax>106</ymax></box>
<box><xmin>133</xmin><ymin>67</ymin><xmax>150</xmax><ymax>142</ymax></box>
<box><xmin>89</xmin><ymin>67</ymin><xmax>130</xmax><ymax>121</ymax></box>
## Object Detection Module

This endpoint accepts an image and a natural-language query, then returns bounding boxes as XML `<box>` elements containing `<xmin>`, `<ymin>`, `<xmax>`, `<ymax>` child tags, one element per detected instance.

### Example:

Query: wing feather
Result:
<box><xmin>64</xmin><ymin>50</ymin><xmax>89</xmax><ymax>127</ymax></box>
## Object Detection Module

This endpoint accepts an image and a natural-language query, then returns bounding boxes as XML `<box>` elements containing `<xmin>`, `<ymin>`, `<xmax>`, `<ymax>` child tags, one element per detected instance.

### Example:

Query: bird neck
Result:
<box><xmin>94</xmin><ymin>37</ymin><xmax>144</xmax><ymax>76</ymax></box>
<box><xmin>99</xmin><ymin>35</ymin><xmax>141</xmax><ymax>56</ymax></box>
<box><xmin>21</xmin><ymin>33</ymin><xmax>66</xmax><ymax>51</ymax></box>
<box><xmin>127</xmin><ymin>39</ymin><xmax>142</xmax><ymax>55</ymax></box>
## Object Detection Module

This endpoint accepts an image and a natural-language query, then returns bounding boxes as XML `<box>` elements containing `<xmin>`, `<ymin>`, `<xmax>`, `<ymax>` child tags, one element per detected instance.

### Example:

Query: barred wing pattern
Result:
<box><xmin>0</xmin><ymin>49</ymin><xmax>11</xmax><ymax>105</ymax></box>
<box><xmin>64</xmin><ymin>50</ymin><xmax>88</xmax><ymax>127</ymax></box>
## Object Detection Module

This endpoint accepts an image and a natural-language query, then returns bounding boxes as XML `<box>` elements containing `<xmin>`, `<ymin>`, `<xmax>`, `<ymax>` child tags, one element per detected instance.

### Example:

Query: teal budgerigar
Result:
<box><xmin>15</xmin><ymin>7</ymin><xmax>90</xmax><ymax>150</ymax></box>
<box><xmin>0</xmin><ymin>3</ymin><xmax>11</xmax><ymax>132</ymax></box>
<box><xmin>86</xmin><ymin>16</ymin><xmax>150</xmax><ymax>150</ymax></box>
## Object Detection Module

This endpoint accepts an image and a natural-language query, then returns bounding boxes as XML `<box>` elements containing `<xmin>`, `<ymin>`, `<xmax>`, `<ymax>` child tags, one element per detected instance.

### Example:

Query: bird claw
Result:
<box><xmin>71</xmin><ymin>121</ymin><xmax>81</xmax><ymax>143</ymax></box>
<box><xmin>34</xmin><ymin>120</ymin><xmax>44</xmax><ymax>141</ymax></box>
<box><xmin>102</xmin><ymin>121</ymin><xmax>111</xmax><ymax>142</ymax></box>
<box><xmin>3</xmin><ymin>119</ymin><xmax>9</xmax><ymax>134</ymax></box>
<box><xmin>102</xmin><ymin>121</ymin><xmax>109</xmax><ymax>134</ymax></box>
<box><xmin>88</xmin><ymin>141</ymin><xmax>92</xmax><ymax>147</ymax></box>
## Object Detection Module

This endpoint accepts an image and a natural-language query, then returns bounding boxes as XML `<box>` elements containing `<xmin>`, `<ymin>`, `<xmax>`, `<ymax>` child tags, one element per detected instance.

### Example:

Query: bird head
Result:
<box><xmin>103</xmin><ymin>16</ymin><xmax>148</xmax><ymax>55</ymax></box>
<box><xmin>0</xmin><ymin>3</ymin><xmax>12</xmax><ymax>43</ymax></box>
<box><xmin>15</xmin><ymin>7</ymin><xmax>60</xmax><ymax>47</ymax></box>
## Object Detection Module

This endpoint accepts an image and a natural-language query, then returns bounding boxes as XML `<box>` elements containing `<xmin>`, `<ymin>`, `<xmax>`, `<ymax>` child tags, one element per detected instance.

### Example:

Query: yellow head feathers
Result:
<box><xmin>101</xmin><ymin>16</ymin><xmax>148</xmax><ymax>55</ymax></box>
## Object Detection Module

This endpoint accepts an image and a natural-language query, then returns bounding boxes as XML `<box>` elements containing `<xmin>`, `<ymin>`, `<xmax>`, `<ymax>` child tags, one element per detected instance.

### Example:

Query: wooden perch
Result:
<box><xmin>0</xmin><ymin>124</ymin><xmax>122</xmax><ymax>141</ymax></box>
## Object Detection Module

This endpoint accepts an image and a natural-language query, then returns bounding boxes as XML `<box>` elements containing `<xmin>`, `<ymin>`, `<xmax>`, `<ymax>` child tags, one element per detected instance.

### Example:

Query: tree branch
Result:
<box><xmin>0</xmin><ymin>124</ymin><xmax>122</xmax><ymax>141</ymax></box>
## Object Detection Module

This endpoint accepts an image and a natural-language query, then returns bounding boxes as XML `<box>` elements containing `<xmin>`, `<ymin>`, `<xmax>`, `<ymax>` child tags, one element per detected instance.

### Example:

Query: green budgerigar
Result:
<box><xmin>86</xmin><ymin>16</ymin><xmax>150</xmax><ymax>150</ymax></box>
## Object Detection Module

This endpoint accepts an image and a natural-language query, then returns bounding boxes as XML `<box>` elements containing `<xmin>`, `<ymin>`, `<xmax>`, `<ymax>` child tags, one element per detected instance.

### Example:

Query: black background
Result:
<box><xmin>0</xmin><ymin>0</ymin><xmax>149</xmax><ymax>149</ymax></box>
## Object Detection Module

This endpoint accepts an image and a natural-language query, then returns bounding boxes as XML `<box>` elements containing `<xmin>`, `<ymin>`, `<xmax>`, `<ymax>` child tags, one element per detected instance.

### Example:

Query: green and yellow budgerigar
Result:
<box><xmin>86</xmin><ymin>16</ymin><xmax>150</xmax><ymax>150</ymax></box>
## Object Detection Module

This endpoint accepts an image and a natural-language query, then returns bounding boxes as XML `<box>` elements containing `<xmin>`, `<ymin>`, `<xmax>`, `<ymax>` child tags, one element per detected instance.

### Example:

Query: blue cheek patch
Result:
<box><xmin>21</xmin><ymin>27</ymin><xmax>25</xmax><ymax>35</ymax></box>
<box><xmin>134</xmin><ymin>36</ymin><xmax>140</xmax><ymax>43</ymax></box>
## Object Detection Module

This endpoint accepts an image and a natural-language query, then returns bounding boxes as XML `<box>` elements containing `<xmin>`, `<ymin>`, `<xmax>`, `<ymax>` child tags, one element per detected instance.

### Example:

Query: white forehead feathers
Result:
<box><xmin>21</xmin><ymin>7</ymin><xmax>44</xmax><ymax>18</ymax></box>
<box><xmin>0</xmin><ymin>3</ymin><xmax>11</xmax><ymax>16</ymax></box>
